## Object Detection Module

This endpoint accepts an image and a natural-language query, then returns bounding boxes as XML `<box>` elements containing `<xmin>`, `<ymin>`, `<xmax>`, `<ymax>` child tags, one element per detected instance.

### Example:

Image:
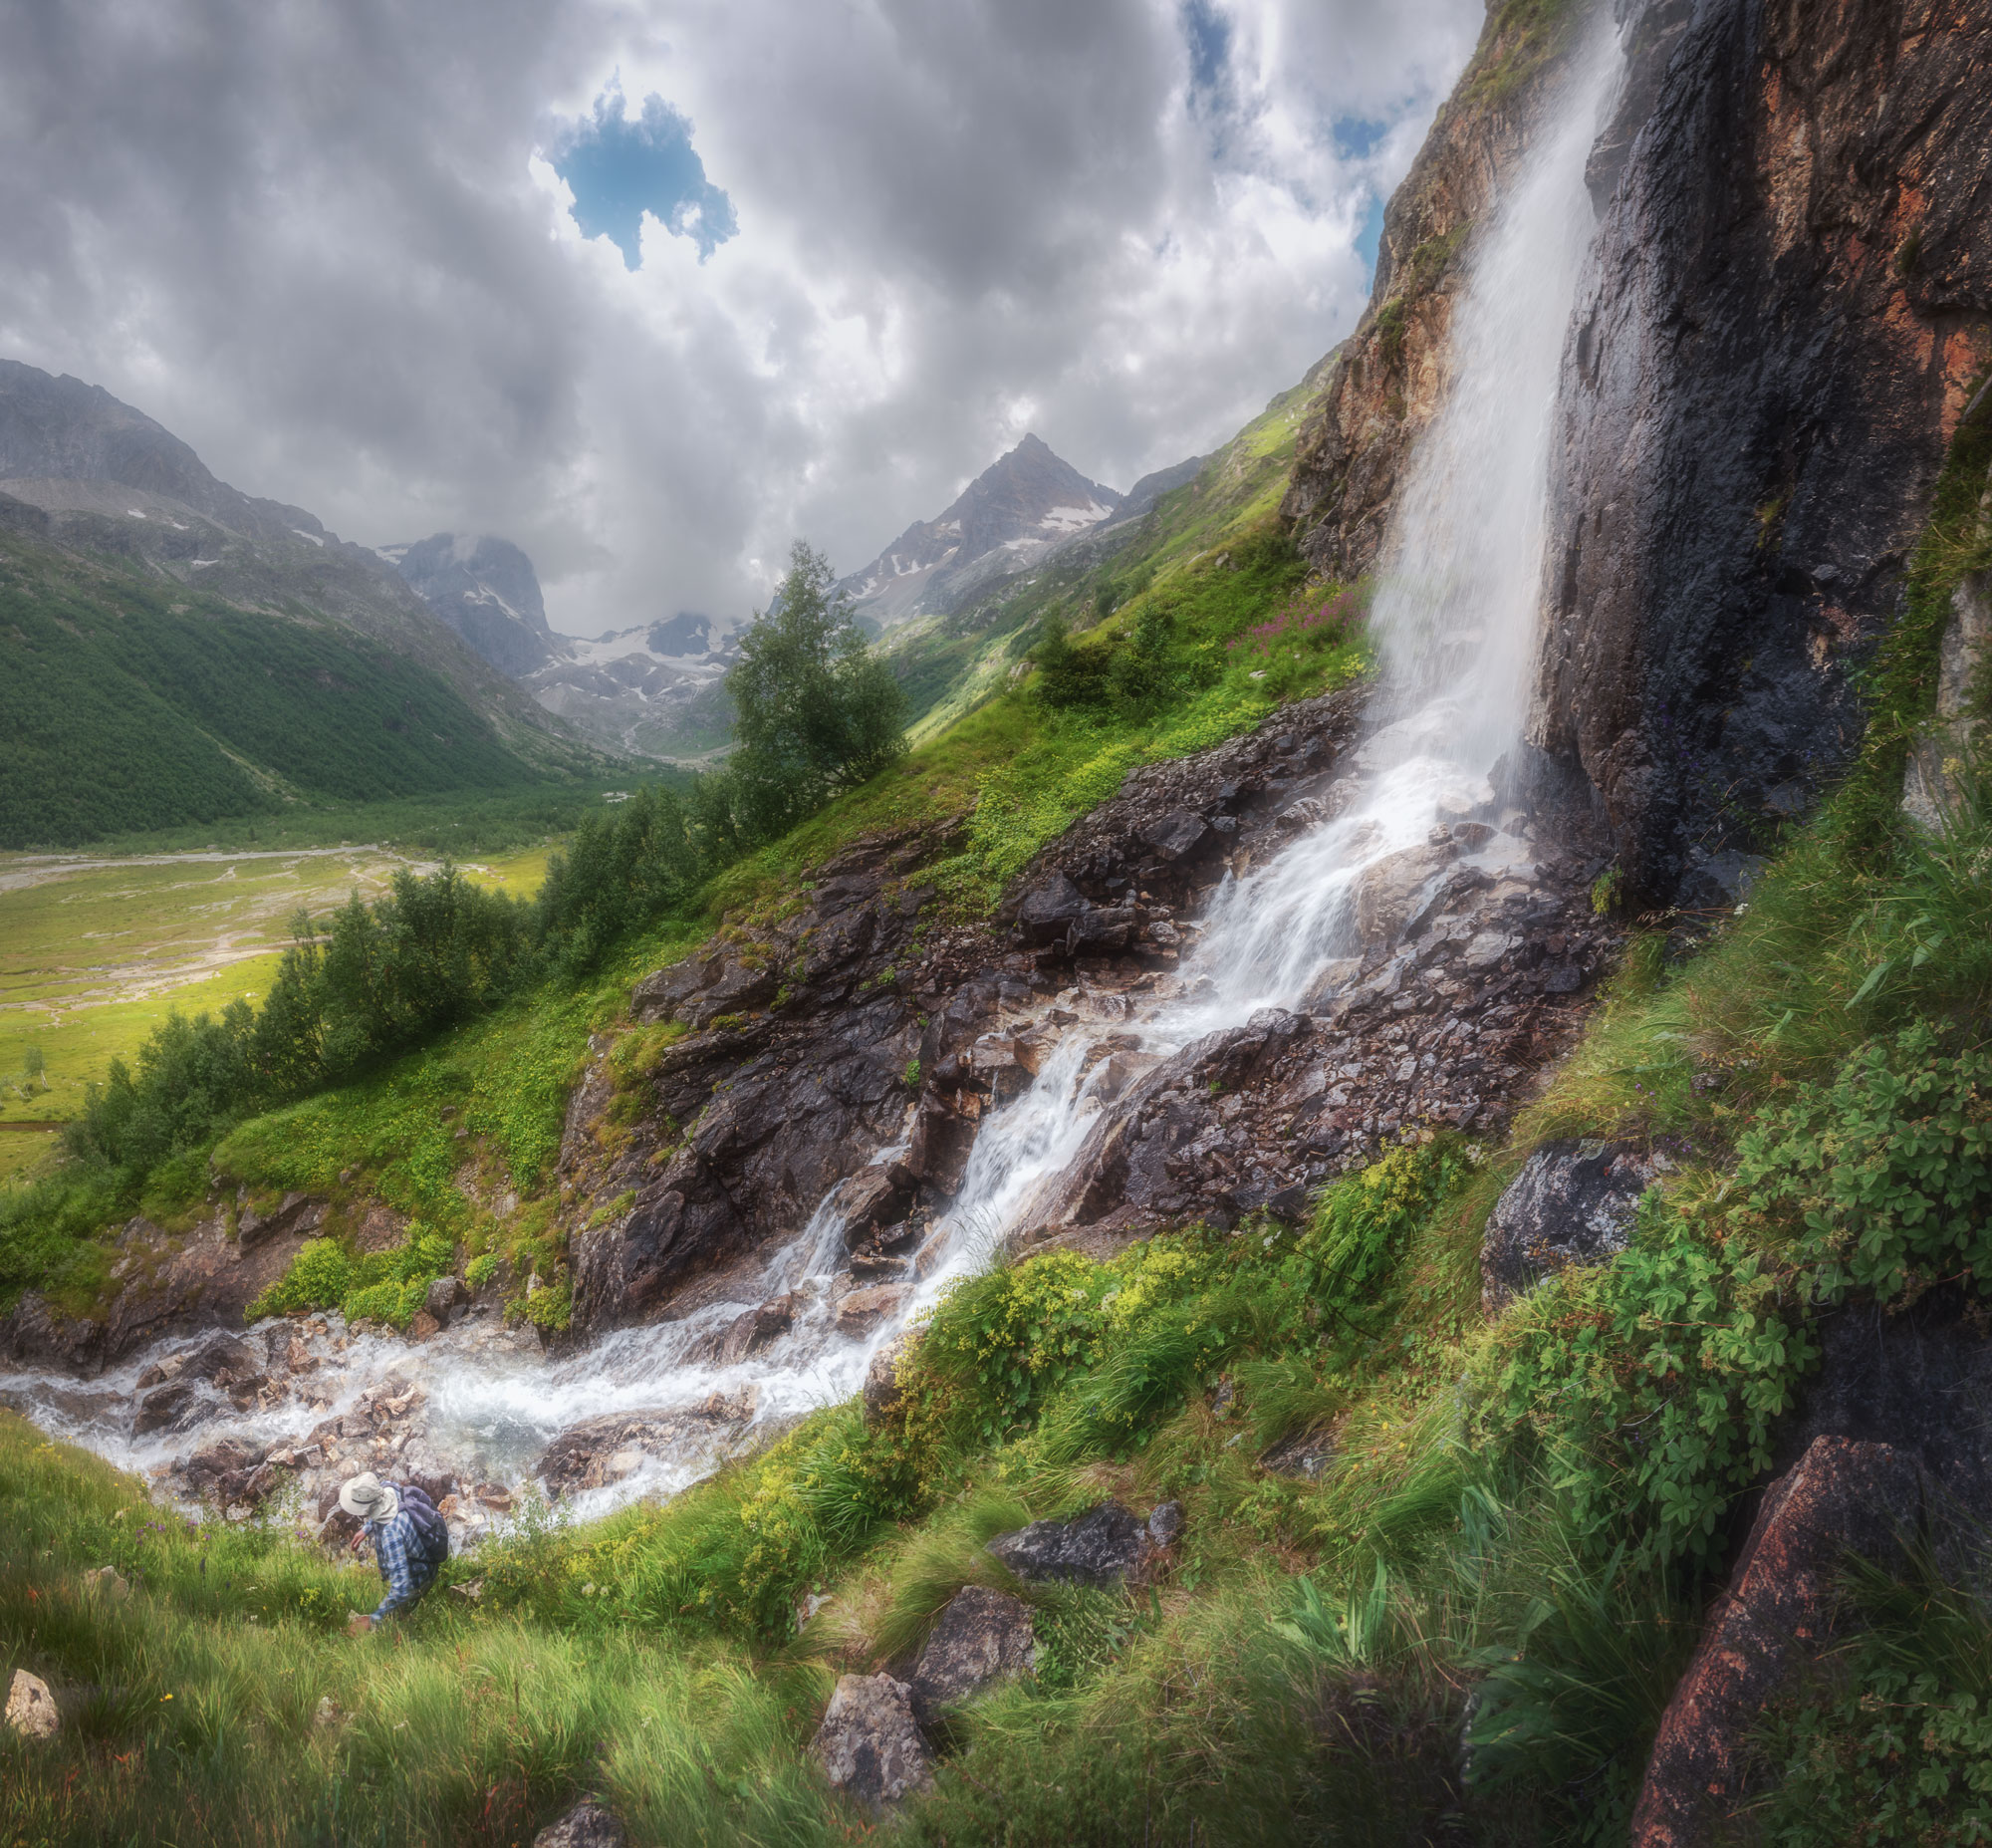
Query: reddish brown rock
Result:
<box><xmin>1630</xmin><ymin>1437</ymin><xmax>1924</xmax><ymax>1846</ymax></box>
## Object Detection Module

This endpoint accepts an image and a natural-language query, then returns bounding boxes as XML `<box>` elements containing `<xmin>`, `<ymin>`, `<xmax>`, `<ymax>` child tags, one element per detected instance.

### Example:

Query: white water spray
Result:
<box><xmin>0</xmin><ymin>21</ymin><xmax>1625</xmax><ymax>1518</ymax></box>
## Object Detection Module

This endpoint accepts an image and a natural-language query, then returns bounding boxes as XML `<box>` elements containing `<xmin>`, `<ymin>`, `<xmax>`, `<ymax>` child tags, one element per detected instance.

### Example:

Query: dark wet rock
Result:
<box><xmin>1481</xmin><ymin>1140</ymin><xmax>1655</xmax><ymax>1313</ymax></box>
<box><xmin>532</xmin><ymin>1800</ymin><xmax>628</xmax><ymax>1848</ymax></box>
<box><xmin>718</xmin><ymin>1292</ymin><xmax>797</xmax><ymax>1364</ymax></box>
<box><xmin>909</xmin><ymin>1586</ymin><xmax>1037</xmax><ymax>1727</ymax></box>
<box><xmin>1145</xmin><ymin>1499</ymin><xmax>1185</xmax><ymax>1549</ymax></box>
<box><xmin>986</xmin><ymin>1500</ymin><xmax>1167</xmax><ymax>1589</ymax></box>
<box><xmin>833</xmin><ymin>1166</ymin><xmax>913</xmax><ymax>1240</ymax></box>
<box><xmin>423</xmin><ymin>1275</ymin><xmax>466</xmax><ymax>1328</ymax></box>
<box><xmin>1014</xmin><ymin>870</ymin><xmax>1091</xmax><ymax>945</ymax></box>
<box><xmin>132</xmin><ymin>1381</ymin><xmax>200</xmax><ymax>1437</ymax></box>
<box><xmin>236</xmin><ymin>1190</ymin><xmax>324</xmax><ymax>1250</ymax></box>
<box><xmin>1531</xmin><ymin>0</ymin><xmax>1992</xmax><ymax>905</ymax></box>
<box><xmin>904</xmin><ymin>1097</ymin><xmax>978</xmax><ymax>1196</ymax></box>
<box><xmin>810</xmin><ymin>1673</ymin><xmax>932</xmax><ymax>1809</ymax></box>
<box><xmin>1630</xmin><ymin>1438</ymin><xmax>1923</xmax><ymax>1846</ymax></box>
<box><xmin>835</xmin><ymin>1284</ymin><xmax>906</xmax><ymax>1337</ymax></box>
<box><xmin>535</xmin><ymin>1395</ymin><xmax>757</xmax><ymax>1497</ymax></box>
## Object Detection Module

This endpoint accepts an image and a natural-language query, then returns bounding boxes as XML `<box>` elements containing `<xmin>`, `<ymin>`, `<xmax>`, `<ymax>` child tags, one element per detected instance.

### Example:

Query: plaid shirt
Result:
<box><xmin>366</xmin><ymin>1506</ymin><xmax>435</xmax><ymax>1620</ymax></box>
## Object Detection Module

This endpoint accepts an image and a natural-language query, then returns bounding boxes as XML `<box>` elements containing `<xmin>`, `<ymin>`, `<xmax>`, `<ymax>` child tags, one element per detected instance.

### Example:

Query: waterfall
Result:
<box><xmin>0</xmin><ymin>19</ymin><xmax>1626</xmax><ymax>1518</ymax></box>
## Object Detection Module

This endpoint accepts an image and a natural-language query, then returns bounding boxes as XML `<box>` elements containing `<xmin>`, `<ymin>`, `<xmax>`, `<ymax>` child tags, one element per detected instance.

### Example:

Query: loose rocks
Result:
<box><xmin>810</xmin><ymin>1673</ymin><xmax>933</xmax><ymax>1808</ymax></box>
<box><xmin>985</xmin><ymin>1499</ymin><xmax>1179</xmax><ymax>1589</ymax></box>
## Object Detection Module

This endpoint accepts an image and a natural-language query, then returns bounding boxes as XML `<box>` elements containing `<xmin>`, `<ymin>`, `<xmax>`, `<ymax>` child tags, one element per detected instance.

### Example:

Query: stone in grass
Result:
<box><xmin>1481</xmin><ymin>1139</ymin><xmax>1655</xmax><ymax>1314</ymax></box>
<box><xmin>532</xmin><ymin>1800</ymin><xmax>627</xmax><ymax>1848</ymax></box>
<box><xmin>5</xmin><ymin>1669</ymin><xmax>59</xmax><ymax>1739</ymax></box>
<box><xmin>909</xmin><ymin>1586</ymin><xmax>1037</xmax><ymax>1728</ymax></box>
<box><xmin>985</xmin><ymin>1499</ymin><xmax>1183</xmax><ymax>1589</ymax></box>
<box><xmin>810</xmin><ymin>1674</ymin><xmax>934</xmax><ymax>1809</ymax></box>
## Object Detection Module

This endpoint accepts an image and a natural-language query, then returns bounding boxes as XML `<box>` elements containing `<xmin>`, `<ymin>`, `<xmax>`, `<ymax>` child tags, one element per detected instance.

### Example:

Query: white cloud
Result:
<box><xmin>0</xmin><ymin>0</ymin><xmax>1480</xmax><ymax>638</ymax></box>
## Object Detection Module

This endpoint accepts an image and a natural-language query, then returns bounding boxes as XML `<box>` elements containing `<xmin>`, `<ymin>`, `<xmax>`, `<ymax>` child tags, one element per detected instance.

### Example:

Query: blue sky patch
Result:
<box><xmin>1354</xmin><ymin>193</ymin><xmax>1386</xmax><ymax>279</ymax></box>
<box><xmin>1333</xmin><ymin>116</ymin><xmax>1389</xmax><ymax>160</ymax></box>
<box><xmin>553</xmin><ymin>91</ymin><xmax>736</xmax><ymax>269</ymax></box>
<box><xmin>1181</xmin><ymin>0</ymin><xmax>1230</xmax><ymax>105</ymax></box>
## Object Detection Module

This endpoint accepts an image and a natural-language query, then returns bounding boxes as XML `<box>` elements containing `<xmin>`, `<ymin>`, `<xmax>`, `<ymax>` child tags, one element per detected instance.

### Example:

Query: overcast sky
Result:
<box><xmin>0</xmin><ymin>0</ymin><xmax>1481</xmax><ymax>639</ymax></box>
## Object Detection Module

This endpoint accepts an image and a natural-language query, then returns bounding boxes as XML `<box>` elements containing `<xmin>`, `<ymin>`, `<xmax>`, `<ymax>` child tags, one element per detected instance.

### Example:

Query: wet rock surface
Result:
<box><xmin>1481</xmin><ymin>1139</ymin><xmax>1656</xmax><ymax>1312</ymax></box>
<box><xmin>533</xmin><ymin>1394</ymin><xmax>758</xmax><ymax>1498</ymax></box>
<box><xmin>909</xmin><ymin>1586</ymin><xmax>1037</xmax><ymax>1727</ymax></box>
<box><xmin>810</xmin><ymin>1673</ymin><xmax>933</xmax><ymax>1809</ymax></box>
<box><xmin>986</xmin><ymin>1499</ymin><xmax>1180</xmax><ymax>1589</ymax></box>
<box><xmin>1534</xmin><ymin>0</ymin><xmax>1992</xmax><ymax>902</ymax></box>
<box><xmin>1630</xmin><ymin>1437</ymin><xmax>1923</xmax><ymax>1847</ymax></box>
<box><xmin>567</xmin><ymin>686</ymin><xmax>1616</xmax><ymax>1331</ymax></box>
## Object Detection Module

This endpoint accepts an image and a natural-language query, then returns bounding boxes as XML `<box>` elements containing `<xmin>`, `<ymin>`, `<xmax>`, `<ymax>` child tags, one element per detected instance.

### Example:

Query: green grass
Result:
<box><xmin>0</xmin><ymin>844</ymin><xmax>556</xmax><ymax>1127</ymax></box>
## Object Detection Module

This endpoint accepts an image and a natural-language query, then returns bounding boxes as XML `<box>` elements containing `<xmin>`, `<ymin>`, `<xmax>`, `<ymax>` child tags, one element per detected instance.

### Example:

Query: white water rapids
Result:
<box><xmin>1</xmin><ymin>22</ymin><xmax>1625</xmax><ymax>1526</ymax></box>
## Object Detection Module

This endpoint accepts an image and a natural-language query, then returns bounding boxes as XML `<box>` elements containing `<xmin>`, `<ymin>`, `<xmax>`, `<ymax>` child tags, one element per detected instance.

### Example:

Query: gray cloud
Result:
<box><xmin>0</xmin><ymin>0</ymin><xmax>1479</xmax><ymax>638</ymax></box>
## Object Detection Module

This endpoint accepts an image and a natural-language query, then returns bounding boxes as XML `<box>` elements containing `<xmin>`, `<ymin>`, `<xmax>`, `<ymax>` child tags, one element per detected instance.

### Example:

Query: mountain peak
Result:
<box><xmin>838</xmin><ymin>434</ymin><xmax>1121</xmax><ymax>628</ymax></box>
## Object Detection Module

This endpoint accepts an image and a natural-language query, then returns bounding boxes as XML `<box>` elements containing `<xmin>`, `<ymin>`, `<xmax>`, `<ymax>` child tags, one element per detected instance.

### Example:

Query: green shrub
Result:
<box><xmin>1732</xmin><ymin>1024</ymin><xmax>1992</xmax><ymax>1303</ymax></box>
<box><xmin>1301</xmin><ymin>1136</ymin><xmax>1477</xmax><ymax>1330</ymax></box>
<box><xmin>1479</xmin><ymin>1194</ymin><xmax>1816</xmax><ymax>1568</ymax></box>
<box><xmin>247</xmin><ymin>1235</ymin><xmax>353</xmax><ymax>1319</ymax></box>
<box><xmin>918</xmin><ymin>1251</ymin><xmax>1110</xmax><ymax>1443</ymax></box>
<box><xmin>465</xmin><ymin>1252</ymin><xmax>499</xmax><ymax>1289</ymax></box>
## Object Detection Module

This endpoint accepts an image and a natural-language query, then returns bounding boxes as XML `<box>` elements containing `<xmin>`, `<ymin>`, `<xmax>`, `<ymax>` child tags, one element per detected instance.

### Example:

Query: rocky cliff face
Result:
<box><xmin>385</xmin><ymin>532</ymin><xmax>559</xmax><ymax>677</ymax></box>
<box><xmin>1287</xmin><ymin>0</ymin><xmax>1991</xmax><ymax>906</ymax></box>
<box><xmin>1534</xmin><ymin>0</ymin><xmax>1992</xmax><ymax>903</ymax></box>
<box><xmin>1281</xmin><ymin>0</ymin><xmax>1584</xmax><ymax>582</ymax></box>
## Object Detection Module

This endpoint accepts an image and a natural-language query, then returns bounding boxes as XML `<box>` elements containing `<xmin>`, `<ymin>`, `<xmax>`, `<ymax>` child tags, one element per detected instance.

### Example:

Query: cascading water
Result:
<box><xmin>0</xmin><ymin>19</ymin><xmax>1625</xmax><ymax>1526</ymax></box>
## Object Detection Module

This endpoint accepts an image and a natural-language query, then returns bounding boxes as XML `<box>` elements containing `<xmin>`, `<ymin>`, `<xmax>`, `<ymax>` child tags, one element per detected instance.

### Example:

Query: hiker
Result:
<box><xmin>341</xmin><ymin>1472</ymin><xmax>449</xmax><ymax>1634</ymax></box>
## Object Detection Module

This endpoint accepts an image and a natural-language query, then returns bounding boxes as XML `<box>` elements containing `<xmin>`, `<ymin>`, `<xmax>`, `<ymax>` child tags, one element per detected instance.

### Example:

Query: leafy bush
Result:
<box><xmin>1732</xmin><ymin>1023</ymin><xmax>1992</xmax><ymax>1302</ymax></box>
<box><xmin>247</xmin><ymin>1226</ymin><xmax>455</xmax><ymax>1329</ymax></box>
<box><xmin>916</xmin><ymin>1251</ymin><xmax>1110</xmax><ymax>1443</ymax></box>
<box><xmin>1480</xmin><ymin>1195</ymin><xmax>1817</xmax><ymax>1568</ymax></box>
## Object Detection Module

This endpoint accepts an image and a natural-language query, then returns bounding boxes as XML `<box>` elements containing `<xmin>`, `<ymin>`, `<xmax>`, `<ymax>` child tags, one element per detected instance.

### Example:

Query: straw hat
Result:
<box><xmin>338</xmin><ymin>1472</ymin><xmax>400</xmax><ymax>1523</ymax></box>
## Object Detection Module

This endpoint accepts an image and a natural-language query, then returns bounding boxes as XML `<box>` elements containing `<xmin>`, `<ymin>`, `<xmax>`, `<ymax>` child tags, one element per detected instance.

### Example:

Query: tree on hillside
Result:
<box><xmin>725</xmin><ymin>540</ymin><xmax>906</xmax><ymax>839</ymax></box>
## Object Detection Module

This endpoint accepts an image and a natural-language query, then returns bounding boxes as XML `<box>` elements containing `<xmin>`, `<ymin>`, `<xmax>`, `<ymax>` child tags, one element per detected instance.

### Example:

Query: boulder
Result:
<box><xmin>986</xmin><ymin>1499</ymin><xmax>1177</xmax><ymax>1589</ymax></box>
<box><xmin>423</xmin><ymin>1274</ymin><xmax>466</xmax><ymax>1328</ymax></box>
<box><xmin>1353</xmin><ymin>843</ymin><xmax>1453</xmax><ymax>944</ymax></box>
<box><xmin>83</xmin><ymin>1565</ymin><xmax>130</xmax><ymax>1600</ymax></box>
<box><xmin>831</xmin><ymin>1166</ymin><xmax>912</xmax><ymax>1240</ymax></box>
<box><xmin>835</xmin><ymin>1285</ymin><xmax>907</xmax><ymax>1338</ymax></box>
<box><xmin>905</xmin><ymin>1098</ymin><xmax>978</xmax><ymax>1196</ymax></box>
<box><xmin>809</xmin><ymin>1674</ymin><xmax>933</xmax><ymax>1809</ymax></box>
<box><xmin>532</xmin><ymin>1800</ymin><xmax>628</xmax><ymax>1848</ymax></box>
<box><xmin>182</xmin><ymin>1332</ymin><xmax>258</xmax><ymax>1383</ymax></box>
<box><xmin>1629</xmin><ymin>1438</ymin><xmax>1923</xmax><ymax>1847</ymax></box>
<box><xmin>409</xmin><ymin>1311</ymin><xmax>441</xmax><ymax>1341</ymax></box>
<box><xmin>909</xmin><ymin>1586</ymin><xmax>1037</xmax><ymax>1726</ymax></box>
<box><xmin>1014</xmin><ymin>871</ymin><xmax>1091</xmax><ymax>946</ymax></box>
<box><xmin>1136</xmin><ymin>809</ymin><xmax>1213</xmax><ymax>862</ymax></box>
<box><xmin>863</xmin><ymin>1331</ymin><xmax>914</xmax><ymax>1428</ymax></box>
<box><xmin>1482</xmin><ymin>1140</ymin><xmax>1654</xmax><ymax>1313</ymax></box>
<box><xmin>132</xmin><ymin>1381</ymin><xmax>200</xmax><ymax>1437</ymax></box>
<box><xmin>534</xmin><ymin>1398</ymin><xmax>756</xmax><ymax>1498</ymax></box>
<box><xmin>5</xmin><ymin>1669</ymin><xmax>59</xmax><ymax>1739</ymax></box>
<box><xmin>718</xmin><ymin>1293</ymin><xmax>797</xmax><ymax>1364</ymax></box>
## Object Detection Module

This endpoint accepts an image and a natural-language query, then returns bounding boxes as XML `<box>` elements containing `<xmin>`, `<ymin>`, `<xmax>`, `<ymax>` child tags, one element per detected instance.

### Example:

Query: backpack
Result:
<box><xmin>393</xmin><ymin>1483</ymin><xmax>451</xmax><ymax>1570</ymax></box>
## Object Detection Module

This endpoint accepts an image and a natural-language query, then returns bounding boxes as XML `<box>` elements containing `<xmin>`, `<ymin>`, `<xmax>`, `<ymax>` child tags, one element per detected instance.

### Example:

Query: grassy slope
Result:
<box><xmin>7</xmin><ymin>383</ymin><xmax>1988</xmax><ymax>1842</ymax></box>
<box><xmin>0</xmin><ymin>525</ymin><xmax>611</xmax><ymax>850</ymax></box>
<box><xmin>883</xmin><ymin>371</ymin><xmax>1320</xmax><ymax>745</ymax></box>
